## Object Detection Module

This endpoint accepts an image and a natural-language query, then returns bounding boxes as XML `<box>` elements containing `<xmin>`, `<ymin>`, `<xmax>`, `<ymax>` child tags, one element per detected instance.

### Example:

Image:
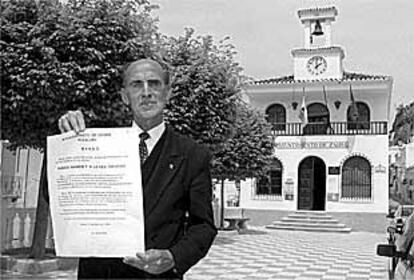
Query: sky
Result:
<box><xmin>151</xmin><ymin>0</ymin><xmax>414</xmax><ymax>116</ymax></box>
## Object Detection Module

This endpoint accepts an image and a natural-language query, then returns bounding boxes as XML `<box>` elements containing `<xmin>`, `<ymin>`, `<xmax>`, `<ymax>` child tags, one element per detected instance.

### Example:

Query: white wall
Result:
<box><xmin>240</xmin><ymin>134</ymin><xmax>389</xmax><ymax>213</ymax></box>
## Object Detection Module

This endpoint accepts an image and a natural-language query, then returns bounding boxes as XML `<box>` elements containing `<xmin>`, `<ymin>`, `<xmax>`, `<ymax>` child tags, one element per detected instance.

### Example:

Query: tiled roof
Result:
<box><xmin>291</xmin><ymin>46</ymin><xmax>344</xmax><ymax>56</ymax></box>
<box><xmin>253</xmin><ymin>72</ymin><xmax>391</xmax><ymax>85</ymax></box>
<box><xmin>298</xmin><ymin>6</ymin><xmax>337</xmax><ymax>17</ymax></box>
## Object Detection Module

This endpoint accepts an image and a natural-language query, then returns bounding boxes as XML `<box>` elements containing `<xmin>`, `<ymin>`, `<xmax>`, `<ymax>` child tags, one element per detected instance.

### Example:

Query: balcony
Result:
<box><xmin>270</xmin><ymin>121</ymin><xmax>388</xmax><ymax>136</ymax></box>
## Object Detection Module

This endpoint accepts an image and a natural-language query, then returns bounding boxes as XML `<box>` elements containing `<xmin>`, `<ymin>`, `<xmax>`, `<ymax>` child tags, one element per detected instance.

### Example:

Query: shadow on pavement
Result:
<box><xmin>238</xmin><ymin>229</ymin><xmax>268</xmax><ymax>235</ymax></box>
<box><xmin>213</xmin><ymin>228</ymin><xmax>268</xmax><ymax>245</ymax></box>
<box><xmin>213</xmin><ymin>236</ymin><xmax>236</xmax><ymax>245</ymax></box>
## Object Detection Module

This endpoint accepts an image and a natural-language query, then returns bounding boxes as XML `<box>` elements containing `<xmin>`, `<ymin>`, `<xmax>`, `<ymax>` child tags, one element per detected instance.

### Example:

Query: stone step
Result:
<box><xmin>266</xmin><ymin>211</ymin><xmax>352</xmax><ymax>233</ymax></box>
<box><xmin>272</xmin><ymin>221</ymin><xmax>347</xmax><ymax>228</ymax></box>
<box><xmin>294</xmin><ymin>210</ymin><xmax>328</xmax><ymax>215</ymax></box>
<box><xmin>287</xmin><ymin>214</ymin><xmax>334</xmax><ymax>220</ymax></box>
<box><xmin>292</xmin><ymin>210</ymin><xmax>330</xmax><ymax>216</ymax></box>
<box><xmin>281</xmin><ymin>217</ymin><xmax>340</xmax><ymax>224</ymax></box>
<box><xmin>266</xmin><ymin>224</ymin><xmax>352</xmax><ymax>233</ymax></box>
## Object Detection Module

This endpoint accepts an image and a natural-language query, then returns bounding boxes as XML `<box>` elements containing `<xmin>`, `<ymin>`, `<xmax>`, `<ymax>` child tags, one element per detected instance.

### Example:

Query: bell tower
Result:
<box><xmin>292</xmin><ymin>6</ymin><xmax>345</xmax><ymax>81</ymax></box>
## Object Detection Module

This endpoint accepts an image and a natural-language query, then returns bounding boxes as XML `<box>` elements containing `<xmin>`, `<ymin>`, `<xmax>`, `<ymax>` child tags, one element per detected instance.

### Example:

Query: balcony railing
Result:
<box><xmin>270</xmin><ymin>121</ymin><xmax>388</xmax><ymax>136</ymax></box>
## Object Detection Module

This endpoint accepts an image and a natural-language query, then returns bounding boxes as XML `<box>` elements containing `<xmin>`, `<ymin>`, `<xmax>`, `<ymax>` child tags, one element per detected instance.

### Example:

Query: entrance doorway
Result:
<box><xmin>298</xmin><ymin>156</ymin><xmax>326</xmax><ymax>210</ymax></box>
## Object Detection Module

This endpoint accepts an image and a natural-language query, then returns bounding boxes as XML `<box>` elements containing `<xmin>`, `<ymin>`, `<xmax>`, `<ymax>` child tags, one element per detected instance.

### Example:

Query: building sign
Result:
<box><xmin>285</xmin><ymin>178</ymin><xmax>294</xmax><ymax>185</ymax></box>
<box><xmin>284</xmin><ymin>178</ymin><xmax>294</xmax><ymax>200</ymax></box>
<box><xmin>328</xmin><ymin>167</ymin><xmax>340</xmax><ymax>175</ymax></box>
<box><xmin>275</xmin><ymin>141</ymin><xmax>349</xmax><ymax>150</ymax></box>
<box><xmin>285</xmin><ymin>194</ymin><xmax>294</xmax><ymax>201</ymax></box>
<box><xmin>327</xmin><ymin>193</ymin><xmax>339</xmax><ymax>201</ymax></box>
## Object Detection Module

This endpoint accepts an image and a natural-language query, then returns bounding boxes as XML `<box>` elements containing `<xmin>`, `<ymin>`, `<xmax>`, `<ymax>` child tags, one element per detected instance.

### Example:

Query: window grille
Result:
<box><xmin>341</xmin><ymin>156</ymin><xmax>372</xmax><ymax>200</ymax></box>
<box><xmin>256</xmin><ymin>158</ymin><xmax>282</xmax><ymax>196</ymax></box>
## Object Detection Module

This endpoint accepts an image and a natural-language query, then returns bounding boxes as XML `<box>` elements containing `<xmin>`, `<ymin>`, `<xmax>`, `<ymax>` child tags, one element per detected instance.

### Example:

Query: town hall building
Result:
<box><xmin>238</xmin><ymin>6</ymin><xmax>393</xmax><ymax>231</ymax></box>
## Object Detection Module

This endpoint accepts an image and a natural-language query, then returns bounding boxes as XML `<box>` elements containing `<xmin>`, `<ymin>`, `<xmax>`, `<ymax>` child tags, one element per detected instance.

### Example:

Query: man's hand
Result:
<box><xmin>58</xmin><ymin>110</ymin><xmax>85</xmax><ymax>134</ymax></box>
<box><xmin>123</xmin><ymin>249</ymin><xmax>175</xmax><ymax>275</ymax></box>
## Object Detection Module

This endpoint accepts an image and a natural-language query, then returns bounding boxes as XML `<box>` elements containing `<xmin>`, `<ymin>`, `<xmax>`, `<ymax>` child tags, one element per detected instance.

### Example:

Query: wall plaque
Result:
<box><xmin>328</xmin><ymin>166</ymin><xmax>340</xmax><ymax>175</ymax></box>
<box><xmin>327</xmin><ymin>193</ymin><xmax>339</xmax><ymax>201</ymax></box>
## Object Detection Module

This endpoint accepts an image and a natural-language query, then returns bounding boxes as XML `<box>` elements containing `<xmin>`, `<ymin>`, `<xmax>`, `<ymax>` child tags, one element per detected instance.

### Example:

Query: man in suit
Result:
<box><xmin>58</xmin><ymin>59</ymin><xmax>217</xmax><ymax>279</ymax></box>
<box><xmin>395</xmin><ymin>212</ymin><xmax>414</xmax><ymax>280</ymax></box>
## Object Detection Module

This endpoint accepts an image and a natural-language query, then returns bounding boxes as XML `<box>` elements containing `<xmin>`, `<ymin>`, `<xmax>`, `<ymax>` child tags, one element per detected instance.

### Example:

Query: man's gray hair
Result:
<box><xmin>122</xmin><ymin>58</ymin><xmax>170</xmax><ymax>86</ymax></box>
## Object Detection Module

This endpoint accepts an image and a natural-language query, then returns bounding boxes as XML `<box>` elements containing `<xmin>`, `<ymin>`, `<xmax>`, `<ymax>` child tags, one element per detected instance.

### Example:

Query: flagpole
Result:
<box><xmin>349</xmin><ymin>84</ymin><xmax>359</xmax><ymax>122</ymax></box>
<box><xmin>323</xmin><ymin>85</ymin><xmax>332</xmax><ymax>133</ymax></box>
<box><xmin>299</xmin><ymin>87</ymin><xmax>308</xmax><ymax>134</ymax></box>
<box><xmin>323</xmin><ymin>85</ymin><xmax>328</xmax><ymax>106</ymax></box>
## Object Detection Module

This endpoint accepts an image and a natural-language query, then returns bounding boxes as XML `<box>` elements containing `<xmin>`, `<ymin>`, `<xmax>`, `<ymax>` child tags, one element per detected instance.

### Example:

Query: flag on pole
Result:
<box><xmin>323</xmin><ymin>85</ymin><xmax>332</xmax><ymax>132</ymax></box>
<box><xmin>299</xmin><ymin>88</ymin><xmax>308</xmax><ymax>126</ymax></box>
<box><xmin>349</xmin><ymin>85</ymin><xmax>359</xmax><ymax>121</ymax></box>
<box><xmin>323</xmin><ymin>85</ymin><xmax>328</xmax><ymax>106</ymax></box>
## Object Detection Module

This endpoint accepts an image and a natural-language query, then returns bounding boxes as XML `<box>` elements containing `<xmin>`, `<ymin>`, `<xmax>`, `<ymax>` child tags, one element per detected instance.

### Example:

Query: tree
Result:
<box><xmin>212</xmin><ymin>102</ymin><xmax>274</xmax><ymax>182</ymax></box>
<box><xmin>1</xmin><ymin>0</ymin><xmax>160</xmax><ymax>258</ymax></box>
<box><xmin>391</xmin><ymin>102</ymin><xmax>414</xmax><ymax>145</ymax></box>
<box><xmin>161</xmin><ymin>29</ymin><xmax>241</xmax><ymax>152</ymax></box>
<box><xmin>212</xmin><ymin>102</ymin><xmax>275</xmax><ymax>227</ymax></box>
<box><xmin>161</xmin><ymin>30</ymin><xmax>274</xmax><ymax>228</ymax></box>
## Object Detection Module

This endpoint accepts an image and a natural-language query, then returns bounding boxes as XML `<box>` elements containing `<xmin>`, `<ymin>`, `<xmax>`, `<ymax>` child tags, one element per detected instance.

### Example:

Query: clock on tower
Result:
<box><xmin>306</xmin><ymin>56</ymin><xmax>327</xmax><ymax>75</ymax></box>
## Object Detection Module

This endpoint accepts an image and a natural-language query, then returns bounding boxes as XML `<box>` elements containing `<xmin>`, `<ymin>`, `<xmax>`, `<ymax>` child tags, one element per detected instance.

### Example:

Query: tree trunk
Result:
<box><xmin>235</xmin><ymin>179</ymin><xmax>241</xmax><ymax>207</ymax></box>
<box><xmin>220</xmin><ymin>179</ymin><xmax>225</xmax><ymax>229</ymax></box>
<box><xmin>29</xmin><ymin>155</ymin><xmax>49</xmax><ymax>259</ymax></box>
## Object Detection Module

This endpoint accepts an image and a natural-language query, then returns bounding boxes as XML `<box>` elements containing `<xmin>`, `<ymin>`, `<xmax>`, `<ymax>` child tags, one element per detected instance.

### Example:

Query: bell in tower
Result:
<box><xmin>311</xmin><ymin>20</ymin><xmax>324</xmax><ymax>36</ymax></box>
<box><xmin>297</xmin><ymin>6</ymin><xmax>337</xmax><ymax>49</ymax></box>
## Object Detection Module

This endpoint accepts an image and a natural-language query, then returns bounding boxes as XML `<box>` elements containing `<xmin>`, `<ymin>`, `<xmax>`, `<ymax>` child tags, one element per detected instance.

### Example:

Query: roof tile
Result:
<box><xmin>253</xmin><ymin>72</ymin><xmax>391</xmax><ymax>85</ymax></box>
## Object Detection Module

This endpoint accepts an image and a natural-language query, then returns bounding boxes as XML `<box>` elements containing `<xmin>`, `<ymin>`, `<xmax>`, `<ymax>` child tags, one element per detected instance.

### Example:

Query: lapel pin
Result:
<box><xmin>169</xmin><ymin>163</ymin><xmax>174</xmax><ymax>170</ymax></box>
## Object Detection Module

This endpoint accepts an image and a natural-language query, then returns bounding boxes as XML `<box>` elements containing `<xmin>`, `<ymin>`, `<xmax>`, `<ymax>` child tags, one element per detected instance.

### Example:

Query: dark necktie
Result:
<box><xmin>139</xmin><ymin>131</ymin><xmax>150</xmax><ymax>165</ymax></box>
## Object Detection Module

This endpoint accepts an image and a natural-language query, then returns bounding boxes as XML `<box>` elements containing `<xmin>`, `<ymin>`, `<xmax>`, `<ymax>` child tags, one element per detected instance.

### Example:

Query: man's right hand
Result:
<box><xmin>58</xmin><ymin>110</ymin><xmax>86</xmax><ymax>134</ymax></box>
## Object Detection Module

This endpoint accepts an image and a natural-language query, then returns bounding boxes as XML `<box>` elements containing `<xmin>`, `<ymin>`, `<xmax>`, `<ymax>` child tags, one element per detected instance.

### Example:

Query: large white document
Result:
<box><xmin>47</xmin><ymin>128</ymin><xmax>145</xmax><ymax>257</ymax></box>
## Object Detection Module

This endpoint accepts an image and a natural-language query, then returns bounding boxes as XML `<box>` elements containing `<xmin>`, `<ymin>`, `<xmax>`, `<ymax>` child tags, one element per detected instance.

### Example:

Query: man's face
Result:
<box><xmin>121</xmin><ymin>61</ymin><xmax>170</xmax><ymax>123</ymax></box>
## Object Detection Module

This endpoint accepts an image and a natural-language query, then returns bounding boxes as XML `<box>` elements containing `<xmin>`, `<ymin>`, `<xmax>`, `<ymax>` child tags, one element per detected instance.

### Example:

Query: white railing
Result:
<box><xmin>270</xmin><ymin>121</ymin><xmax>388</xmax><ymax>136</ymax></box>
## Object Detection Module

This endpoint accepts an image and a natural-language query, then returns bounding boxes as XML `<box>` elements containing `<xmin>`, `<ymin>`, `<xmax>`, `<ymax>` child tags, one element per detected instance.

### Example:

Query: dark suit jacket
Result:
<box><xmin>78</xmin><ymin>127</ymin><xmax>217</xmax><ymax>279</ymax></box>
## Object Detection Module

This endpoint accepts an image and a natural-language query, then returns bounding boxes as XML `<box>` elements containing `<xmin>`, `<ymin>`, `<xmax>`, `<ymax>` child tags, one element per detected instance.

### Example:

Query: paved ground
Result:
<box><xmin>1</xmin><ymin>227</ymin><xmax>389</xmax><ymax>280</ymax></box>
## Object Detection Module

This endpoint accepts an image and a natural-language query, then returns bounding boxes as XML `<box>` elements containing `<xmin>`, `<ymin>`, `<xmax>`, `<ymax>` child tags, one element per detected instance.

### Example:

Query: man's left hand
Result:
<box><xmin>123</xmin><ymin>249</ymin><xmax>175</xmax><ymax>275</ymax></box>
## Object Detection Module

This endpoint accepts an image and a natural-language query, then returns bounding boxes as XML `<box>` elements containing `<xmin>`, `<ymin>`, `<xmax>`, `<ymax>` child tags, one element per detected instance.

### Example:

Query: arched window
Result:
<box><xmin>256</xmin><ymin>158</ymin><xmax>282</xmax><ymax>195</ymax></box>
<box><xmin>341</xmin><ymin>156</ymin><xmax>371</xmax><ymax>199</ymax></box>
<box><xmin>347</xmin><ymin>102</ymin><xmax>370</xmax><ymax>130</ymax></box>
<box><xmin>265</xmin><ymin>104</ymin><xmax>286</xmax><ymax>131</ymax></box>
<box><xmin>303</xmin><ymin>103</ymin><xmax>330</xmax><ymax>135</ymax></box>
<box><xmin>307</xmin><ymin>103</ymin><xmax>329</xmax><ymax>123</ymax></box>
